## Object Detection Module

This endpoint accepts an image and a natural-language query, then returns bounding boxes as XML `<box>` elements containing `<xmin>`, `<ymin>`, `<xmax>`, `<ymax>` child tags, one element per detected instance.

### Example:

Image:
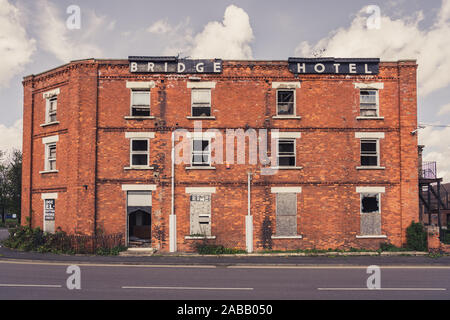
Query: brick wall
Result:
<box><xmin>22</xmin><ymin>59</ymin><xmax>419</xmax><ymax>252</ymax></box>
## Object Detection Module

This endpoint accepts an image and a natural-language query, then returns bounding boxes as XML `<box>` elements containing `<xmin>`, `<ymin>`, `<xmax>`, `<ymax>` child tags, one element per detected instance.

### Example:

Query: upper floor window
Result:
<box><xmin>359</xmin><ymin>90</ymin><xmax>379</xmax><ymax>117</ymax></box>
<box><xmin>46</xmin><ymin>96</ymin><xmax>58</xmax><ymax>123</ymax></box>
<box><xmin>46</xmin><ymin>143</ymin><xmax>57</xmax><ymax>171</ymax></box>
<box><xmin>192</xmin><ymin>139</ymin><xmax>211</xmax><ymax>167</ymax></box>
<box><xmin>41</xmin><ymin>135</ymin><xmax>59</xmax><ymax>174</ymax></box>
<box><xmin>277</xmin><ymin>90</ymin><xmax>295</xmax><ymax>116</ymax></box>
<box><xmin>277</xmin><ymin>139</ymin><xmax>296</xmax><ymax>167</ymax></box>
<box><xmin>130</xmin><ymin>139</ymin><xmax>149</xmax><ymax>167</ymax></box>
<box><xmin>131</xmin><ymin>90</ymin><xmax>150</xmax><ymax>117</ymax></box>
<box><xmin>191</xmin><ymin>89</ymin><xmax>211</xmax><ymax>117</ymax></box>
<box><xmin>42</xmin><ymin>88</ymin><xmax>60</xmax><ymax>126</ymax></box>
<box><xmin>360</xmin><ymin>139</ymin><xmax>379</xmax><ymax>167</ymax></box>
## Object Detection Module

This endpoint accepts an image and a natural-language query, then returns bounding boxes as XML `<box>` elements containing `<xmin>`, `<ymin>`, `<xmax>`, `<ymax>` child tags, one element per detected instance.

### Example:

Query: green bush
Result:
<box><xmin>2</xmin><ymin>225</ymin><xmax>126</xmax><ymax>255</ymax></box>
<box><xmin>406</xmin><ymin>221</ymin><xmax>428</xmax><ymax>251</ymax></box>
<box><xmin>195</xmin><ymin>244</ymin><xmax>246</xmax><ymax>255</ymax></box>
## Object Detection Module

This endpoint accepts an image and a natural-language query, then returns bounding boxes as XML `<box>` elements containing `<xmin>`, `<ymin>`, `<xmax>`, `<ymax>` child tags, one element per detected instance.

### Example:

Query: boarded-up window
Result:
<box><xmin>43</xmin><ymin>199</ymin><xmax>55</xmax><ymax>233</ymax></box>
<box><xmin>276</xmin><ymin>193</ymin><xmax>297</xmax><ymax>236</ymax></box>
<box><xmin>190</xmin><ymin>194</ymin><xmax>212</xmax><ymax>236</ymax></box>
<box><xmin>360</xmin><ymin>193</ymin><xmax>381</xmax><ymax>235</ymax></box>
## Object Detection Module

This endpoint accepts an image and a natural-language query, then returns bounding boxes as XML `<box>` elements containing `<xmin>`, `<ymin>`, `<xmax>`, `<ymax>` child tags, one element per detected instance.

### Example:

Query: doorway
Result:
<box><xmin>126</xmin><ymin>191</ymin><xmax>152</xmax><ymax>247</ymax></box>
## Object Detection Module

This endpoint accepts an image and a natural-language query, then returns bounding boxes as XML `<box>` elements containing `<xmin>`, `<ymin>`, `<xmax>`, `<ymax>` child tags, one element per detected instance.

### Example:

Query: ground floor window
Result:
<box><xmin>360</xmin><ymin>193</ymin><xmax>382</xmax><ymax>236</ymax></box>
<box><xmin>276</xmin><ymin>193</ymin><xmax>297</xmax><ymax>236</ymax></box>
<box><xmin>190</xmin><ymin>193</ymin><xmax>212</xmax><ymax>236</ymax></box>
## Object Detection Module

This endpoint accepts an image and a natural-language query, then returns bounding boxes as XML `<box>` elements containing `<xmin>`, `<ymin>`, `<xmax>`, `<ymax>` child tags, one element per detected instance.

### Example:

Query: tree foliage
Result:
<box><xmin>0</xmin><ymin>149</ymin><xmax>22</xmax><ymax>224</ymax></box>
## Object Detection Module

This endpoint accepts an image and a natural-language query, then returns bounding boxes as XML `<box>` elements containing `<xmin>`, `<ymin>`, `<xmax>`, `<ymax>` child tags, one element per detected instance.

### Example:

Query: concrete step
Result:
<box><xmin>119</xmin><ymin>248</ymin><xmax>155</xmax><ymax>256</ymax></box>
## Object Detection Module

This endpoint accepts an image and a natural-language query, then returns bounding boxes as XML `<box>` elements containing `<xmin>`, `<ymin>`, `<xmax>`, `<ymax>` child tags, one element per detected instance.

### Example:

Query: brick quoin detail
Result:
<box><xmin>21</xmin><ymin>58</ymin><xmax>419</xmax><ymax>252</ymax></box>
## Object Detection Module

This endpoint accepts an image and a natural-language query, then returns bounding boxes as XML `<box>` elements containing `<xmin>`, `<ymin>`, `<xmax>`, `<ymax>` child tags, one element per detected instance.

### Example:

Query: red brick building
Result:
<box><xmin>21</xmin><ymin>57</ymin><xmax>419</xmax><ymax>252</ymax></box>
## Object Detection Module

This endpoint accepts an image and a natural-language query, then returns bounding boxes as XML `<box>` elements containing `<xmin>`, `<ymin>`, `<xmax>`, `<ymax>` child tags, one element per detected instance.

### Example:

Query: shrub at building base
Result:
<box><xmin>2</xmin><ymin>225</ymin><xmax>126</xmax><ymax>255</ymax></box>
<box><xmin>406</xmin><ymin>221</ymin><xmax>428</xmax><ymax>251</ymax></box>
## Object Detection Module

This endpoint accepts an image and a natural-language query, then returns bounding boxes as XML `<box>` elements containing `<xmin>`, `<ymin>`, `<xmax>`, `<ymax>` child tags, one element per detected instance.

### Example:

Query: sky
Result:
<box><xmin>0</xmin><ymin>0</ymin><xmax>449</xmax><ymax>181</ymax></box>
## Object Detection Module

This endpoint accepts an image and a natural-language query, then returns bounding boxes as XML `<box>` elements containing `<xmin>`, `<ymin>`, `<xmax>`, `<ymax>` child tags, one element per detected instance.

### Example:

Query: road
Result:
<box><xmin>0</xmin><ymin>259</ymin><xmax>449</xmax><ymax>300</ymax></box>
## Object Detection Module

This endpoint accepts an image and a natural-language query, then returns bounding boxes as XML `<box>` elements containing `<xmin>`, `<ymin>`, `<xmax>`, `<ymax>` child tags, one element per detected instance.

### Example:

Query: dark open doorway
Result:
<box><xmin>128</xmin><ymin>209</ymin><xmax>151</xmax><ymax>246</ymax></box>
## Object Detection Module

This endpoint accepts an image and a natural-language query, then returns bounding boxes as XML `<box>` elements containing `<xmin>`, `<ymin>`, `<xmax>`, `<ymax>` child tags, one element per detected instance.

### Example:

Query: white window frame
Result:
<box><xmin>360</xmin><ymin>139</ymin><xmax>380</xmax><ymax>167</ymax></box>
<box><xmin>276</xmin><ymin>89</ymin><xmax>296</xmax><ymax>116</ymax></box>
<box><xmin>191</xmin><ymin>88</ymin><xmax>212</xmax><ymax>117</ymax></box>
<box><xmin>46</xmin><ymin>95</ymin><xmax>58</xmax><ymax>124</ymax></box>
<box><xmin>129</xmin><ymin>138</ymin><xmax>150</xmax><ymax>168</ymax></box>
<box><xmin>277</xmin><ymin>138</ymin><xmax>296</xmax><ymax>168</ymax></box>
<box><xmin>130</xmin><ymin>89</ymin><xmax>151</xmax><ymax>117</ymax></box>
<box><xmin>359</xmin><ymin>89</ymin><xmax>379</xmax><ymax>118</ymax></box>
<box><xmin>191</xmin><ymin>138</ymin><xmax>211</xmax><ymax>167</ymax></box>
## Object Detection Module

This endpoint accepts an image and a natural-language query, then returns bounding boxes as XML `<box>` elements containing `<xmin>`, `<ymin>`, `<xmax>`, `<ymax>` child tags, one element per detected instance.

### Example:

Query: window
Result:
<box><xmin>130</xmin><ymin>139</ymin><xmax>149</xmax><ymax>167</ymax></box>
<box><xmin>277</xmin><ymin>139</ymin><xmax>296</xmax><ymax>167</ymax></box>
<box><xmin>360</xmin><ymin>140</ymin><xmax>379</xmax><ymax>167</ymax></box>
<box><xmin>191</xmin><ymin>89</ymin><xmax>211</xmax><ymax>117</ymax></box>
<box><xmin>190</xmin><ymin>194</ymin><xmax>212</xmax><ymax>236</ymax></box>
<box><xmin>46</xmin><ymin>96</ymin><xmax>58</xmax><ymax>123</ymax></box>
<box><xmin>359</xmin><ymin>90</ymin><xmax>378</xmax><ymax>117</ymax></box>
<box><xmin>45</xmin><ymin>143</ymin><xmax>57</xmax><ymax>171</ymax></box>
<box><xmin>276</xmin><ymin>193</ymin><xmax>297</xmax><ymax>236</ymax></box>
<box><xmin>192</xmin><ymin>139</ymin><xmax>211</xmax><ymax>167</ymax></box>
<box><xmin>131</xmin><ymin>90</ymin><xmax>150</xmax><ymax>117</ymax></box>
<box><xmin>360</xmin><ymin>193</ymin><xmax>382</xmax><ymax>236</ymax></box>
<box><xmin>277</xmin><ymin>90</ymin><xmax>295</xmax><ymax>116</ymax></box>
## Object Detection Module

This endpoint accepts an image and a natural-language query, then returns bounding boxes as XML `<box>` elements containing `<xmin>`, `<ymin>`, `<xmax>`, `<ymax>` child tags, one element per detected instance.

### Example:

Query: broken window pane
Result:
<box><xmin>361</xmin><ymin>194</ymin><xmax>379</xmax><ymax>213</ymax></box>
<box><xmin>277</xmin><ymin>90</ymin><xmax>294</xmax><ymax>115</ymax></box>
<box><xmin>192</xmin><ymin>139</ymin><xmax>211</xmax><ymax>166</ymax></box>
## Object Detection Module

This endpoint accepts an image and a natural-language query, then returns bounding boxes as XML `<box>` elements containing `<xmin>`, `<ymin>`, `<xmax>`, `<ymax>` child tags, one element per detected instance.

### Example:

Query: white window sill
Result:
<box><xmin>272</xmin><ymin>115</ymin><xmax>301</xmax><ymax>120</ymax></box>
<box><xmin>271</xmin><ymin>166</ymin><xmax>303</xmax><ymax>170</ymax></box>
<box><xmin>356</xmin><ymin>235</ymin><xmax>387</xmax><ymax>239</ymax></box>
<box><xmin>271</xmin><ymin>235</ymin><xmax>303</xmax><ymax>239</ymax></box>
<box><xmin>186</xmin><ymin>116</ymin><xmax>216</xmax><ymax>120</ymax></box>
<box><xmin>186</xmin><ymin>166</ymin><xmax>216</xmax><ymax>170</ymax></box>
<box><xmin>356</xmin><ymin>166</ymin><xmax>386</xmax><ymax>170</ymax></box>
<box><xmin>40</xmin><ymin>121</ymin><xmax>60</xmax><ymax>127</ymax></box>
<box><xmin>356</xmin><ymin>116</ymin><xmax>384</xmax><ymax>120</ymax></box>
<box><xmin>124</xmin><ymin>166</ymin><xmax>154</xmax><ymax>170</ymax></box>
<box><xmin>185</xmin><ymin>236</ymin><xmax>216</xmax><ymax>240</ymax></box>
<box><xmin>124</xmin><ymin>116</ymin><xmax>155</xmax><ymax>120</ymax></box>
<box><xmin>39</xmin><ymin>170</ymin><xmax>59</xmax><ymax>174</ymax></box>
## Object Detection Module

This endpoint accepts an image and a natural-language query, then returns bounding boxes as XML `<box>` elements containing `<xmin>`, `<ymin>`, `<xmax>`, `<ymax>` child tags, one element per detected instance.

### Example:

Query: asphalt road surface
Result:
<box><xmin>0</xmin><ymin>259</ymin><xmax>449</xmax><ymax>300</ymax></box>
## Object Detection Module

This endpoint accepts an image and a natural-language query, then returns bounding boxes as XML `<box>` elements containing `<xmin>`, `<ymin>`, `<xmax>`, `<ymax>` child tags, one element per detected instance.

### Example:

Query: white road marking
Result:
<box><xmin>0</xmin><ymin>284</ymin><xmax>62</xmax><ymax>288</ymax></box>
<box><xmin>122</xmin><ymin>286</ymin><xmax>254</xmax><ymax>291</ymax></box>
<box><xmin>318</xmin><ymin>288</ymin><xmax>447</xmax><ymax>291</ymax></box>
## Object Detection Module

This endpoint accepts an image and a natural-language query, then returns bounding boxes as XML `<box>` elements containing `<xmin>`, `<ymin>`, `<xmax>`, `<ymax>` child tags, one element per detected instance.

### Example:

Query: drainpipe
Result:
<box><xmin>246</xmin><ymin>171</ymin><xmax>253</xmax><ymax>253</ymax></box>
<box><xmin>169</xmin><ymin>131</ymin><xmax>177</xmax><ymax>252</ymax></box>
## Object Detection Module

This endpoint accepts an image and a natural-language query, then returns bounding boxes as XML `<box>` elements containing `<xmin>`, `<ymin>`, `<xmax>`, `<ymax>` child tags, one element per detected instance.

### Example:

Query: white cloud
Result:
<box><xmin>438</xmin><ymin>103</ymin><xmax>450</xmax><ymax>116</ymax></box>
<box><xmin>296</xmin><ymin>0</ymin><xmax>450</xmax><ymax>96</ymax></box>
<box><xmin>149</xmin><ymin>5</ymin><xmax>254</xmax><ymax>59</ymax></box>
<box><xmin>0</xmin><ymin>0</ymin><xmax>36</xmax><ymax>87</ymax></box>
<box><xmin>148</xmin><ymin>19</ymin><xmax>173</xmax><ymax>34</ymax></box>
<box><xmin>419</xmin><ymin>126</ymin><xmax>450</xmax><ymax>182</ymax></box>
<box><xmin>35</xmin><ymin>0</ymin><xmax>104</xmax><ymax>62</ymax></box>
<box><xmin>0</xmin><ymin>119</ymin><xmax>22</xmax><ymax>154</ymax></box>
<box><xmin>189</xmin><ymin>5</ymin><xmax>254</xmax><ymax>59</ymax></box>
